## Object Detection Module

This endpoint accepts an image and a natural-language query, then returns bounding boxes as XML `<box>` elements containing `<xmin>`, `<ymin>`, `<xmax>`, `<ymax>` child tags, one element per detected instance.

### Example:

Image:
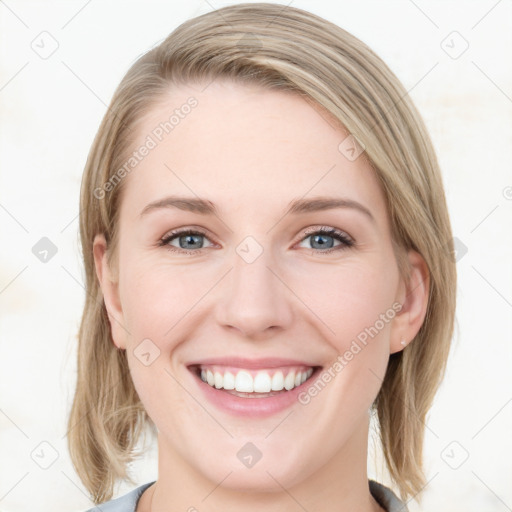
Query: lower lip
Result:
<box><xmin>188</xmin><ymin>367</ymin><xmax>322</xmax><ymax>418</ymax></box>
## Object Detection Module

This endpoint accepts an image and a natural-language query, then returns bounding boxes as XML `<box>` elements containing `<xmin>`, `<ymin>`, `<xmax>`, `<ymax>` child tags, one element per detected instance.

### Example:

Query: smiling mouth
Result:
<box><xmin>188</xmin><ymin>364</ymin><xmax>322</xmax><ymax>397</ymax></box>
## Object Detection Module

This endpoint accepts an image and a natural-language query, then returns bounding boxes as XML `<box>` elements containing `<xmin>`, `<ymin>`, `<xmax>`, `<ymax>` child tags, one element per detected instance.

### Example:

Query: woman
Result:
<box><xmin>68</xmin><ymin>3</ymin><xmax>457</xmax><ymax>511</ymax></box>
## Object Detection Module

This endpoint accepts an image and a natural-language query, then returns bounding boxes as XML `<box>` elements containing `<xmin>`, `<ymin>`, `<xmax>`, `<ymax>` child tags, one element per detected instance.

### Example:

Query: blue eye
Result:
<box><xmin>159</xmin><ymin>229</ymin><xmax>214</xmax><ymax>254</ymax></box>
<box><xmin>299</xmin><ymin>227</ymin><xmax>354</xmax><ymax>253</ymax></box>
<box><xmin>159</xmin><ymin>226</ymin><xmax>354</xmax><ymax>255</ymax></box>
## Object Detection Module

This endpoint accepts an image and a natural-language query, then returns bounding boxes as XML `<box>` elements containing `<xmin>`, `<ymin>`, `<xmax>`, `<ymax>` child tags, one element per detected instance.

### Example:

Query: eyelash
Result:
<box><xmin>158</xmin><ymin>226</ymin><xmax>355</xmax><ymax>256</ymax></box>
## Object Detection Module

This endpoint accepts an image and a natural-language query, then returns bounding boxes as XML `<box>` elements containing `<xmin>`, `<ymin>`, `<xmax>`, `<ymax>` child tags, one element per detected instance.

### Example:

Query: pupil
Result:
<box><xmin>180</xmin><ymin>234</ymin><xmax>202</xmax><ymax>249</ymax></box>
<box><xmin>313</xmin><ymin>234</ymin><xmax>333</xmax><ymax>249</ymax></box>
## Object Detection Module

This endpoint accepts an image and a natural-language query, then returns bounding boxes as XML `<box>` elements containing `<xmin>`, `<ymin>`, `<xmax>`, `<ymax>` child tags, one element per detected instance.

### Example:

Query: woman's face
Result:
<box><xmin>94</xmin><ymin>79</ymin><xmax>427</xmax><ymax>492</ymax></box>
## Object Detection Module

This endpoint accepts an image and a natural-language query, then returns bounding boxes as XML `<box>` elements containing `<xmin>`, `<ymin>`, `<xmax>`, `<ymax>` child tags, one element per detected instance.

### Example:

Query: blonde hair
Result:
<box><xmin>68</xmin><ymin>2</ymin><xmax>457</xmax><ymax>505</ymax></box>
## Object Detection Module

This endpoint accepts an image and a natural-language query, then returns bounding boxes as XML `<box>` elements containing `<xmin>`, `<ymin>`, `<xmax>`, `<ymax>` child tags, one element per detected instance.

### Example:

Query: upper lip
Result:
<box><xmin>187</xmin><ymin>357</ymin><xmax>321</xmax><ymax>369</ymax></box>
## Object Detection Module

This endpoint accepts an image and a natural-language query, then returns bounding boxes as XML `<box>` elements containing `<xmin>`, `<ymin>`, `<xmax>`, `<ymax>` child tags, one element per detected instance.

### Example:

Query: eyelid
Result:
<box><xmin>161</xmin><ymin>226</ymin><xmax>214</xmax><ymax>240</ymax></box>
<box><xmin>298</xmin><ymin>225</ymin><xmax>354</xmax><ymax>243</ymax></box>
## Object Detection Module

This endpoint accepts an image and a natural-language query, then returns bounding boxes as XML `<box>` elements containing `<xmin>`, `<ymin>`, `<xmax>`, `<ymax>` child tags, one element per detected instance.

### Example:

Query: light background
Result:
<box><xmin>0</xmin><ymin>1</ymin><xmax>511</xmax><ymax>511</ymax></box>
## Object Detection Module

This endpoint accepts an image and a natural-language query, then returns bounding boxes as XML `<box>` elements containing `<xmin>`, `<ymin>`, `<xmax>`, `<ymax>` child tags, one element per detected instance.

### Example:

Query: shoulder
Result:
<box><xmin>82</xmin><ymin>481</ymin><xmax>156</xmax><ymax>512</ymax></box>
<box><xmin>369</xmin><ymin>479</ymin><xmax>409</xmax><ymax>512</ymax></box>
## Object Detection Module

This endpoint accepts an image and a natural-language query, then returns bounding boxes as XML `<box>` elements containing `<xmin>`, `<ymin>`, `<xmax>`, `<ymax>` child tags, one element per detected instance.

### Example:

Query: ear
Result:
<box><xmin>390</xmin><ymin>250</ymin><xmax>430</xmax><ymax>354</ymax></box>
<box><xmin>93</xmin><ymin>233</ymin><xmax>128</xmax><ymax>350</ymax></box>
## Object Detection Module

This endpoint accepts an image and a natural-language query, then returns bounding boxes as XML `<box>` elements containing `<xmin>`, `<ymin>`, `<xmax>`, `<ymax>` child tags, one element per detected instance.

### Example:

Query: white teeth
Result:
<box><xmin>271</xmin><ymin>371</ymin><xmax>284</xmax><ymax>391</ymax></box>
<box><xmin>223</xmin><ymin>371</ymin><xmax>235</xmax><ymax>390</ymax></box>
<box><xmin>284</xmin><ymin>371</ymin><xmax>295</xmax><ymax>390</ymax></box>
<box><xmin>235</xmin><ymin>370</ymin><xmax>253</xmax><ymax>392</ymax></box>
<box><xmin>199</xmin><ymin>367</ymin><xmax>315</xmax><ymax>393</ymax></box>
<box><xmin>253</xmin><ymin>372</ymin><xmax>272</xmax><ymax>392</ymax></box>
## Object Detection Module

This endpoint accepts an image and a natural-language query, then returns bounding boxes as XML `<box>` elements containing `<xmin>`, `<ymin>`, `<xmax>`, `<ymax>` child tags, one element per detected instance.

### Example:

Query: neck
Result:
<box><xmin>140</xmin><ymin>415</ymin><xmax>384</xmax><ymax>512</ymax></box>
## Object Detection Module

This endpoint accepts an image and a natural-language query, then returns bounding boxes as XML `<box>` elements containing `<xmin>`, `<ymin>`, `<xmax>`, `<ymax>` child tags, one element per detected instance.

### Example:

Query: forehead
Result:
<box><xmin>119</xmin><ymin>79</ymin><xmax>388</xmax><ymax>224</ymax></box>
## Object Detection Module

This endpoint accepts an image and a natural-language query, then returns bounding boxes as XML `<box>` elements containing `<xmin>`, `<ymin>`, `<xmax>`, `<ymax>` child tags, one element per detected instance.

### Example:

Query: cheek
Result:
<box><xmin>288</xmin><ymin>257</ymin><xmax>398</xmax><ymax>345</ymax></box>
<box><xmin>296</xmin><ymin>262</ymin><xmax>396</xmax><ymax>421</ymax></box>
<box><xmin>119</xmin><ymin>253</ymin><xmax>206</xmax><ymax>337</ymax></box>
<box><xmin>119</xmin><ymin>256</ymin><xmax>194</xmax><ymax>416</ymax></box>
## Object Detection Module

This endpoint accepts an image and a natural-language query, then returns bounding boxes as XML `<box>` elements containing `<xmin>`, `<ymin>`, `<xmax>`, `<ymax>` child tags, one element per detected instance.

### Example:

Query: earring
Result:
<box><xmin>400</xmin><ymin>337</ymin><xmax>407</xmax><ymax>346</ymax></box>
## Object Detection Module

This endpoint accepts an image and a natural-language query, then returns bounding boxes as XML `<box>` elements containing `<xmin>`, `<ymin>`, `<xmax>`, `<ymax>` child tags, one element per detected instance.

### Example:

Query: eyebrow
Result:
<box><xmin>139</xmin><ymin>195</ymin><xmax>375</xmax><ymax>223</ymax></box>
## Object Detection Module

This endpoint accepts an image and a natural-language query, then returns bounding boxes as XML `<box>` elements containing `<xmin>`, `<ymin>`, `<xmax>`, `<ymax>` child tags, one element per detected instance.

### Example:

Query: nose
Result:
<box><xmin>215</xmin><ymin>248</ymin><xmax>294</xmax><ymax>339</ymax></box>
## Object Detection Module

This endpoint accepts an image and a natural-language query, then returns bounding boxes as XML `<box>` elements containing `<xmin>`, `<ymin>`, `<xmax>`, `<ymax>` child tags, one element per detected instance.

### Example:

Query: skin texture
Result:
<box><xmin>93</xmin><ymin>79</ymin><xmax>429</xmax><ymax>512</ymax></box>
